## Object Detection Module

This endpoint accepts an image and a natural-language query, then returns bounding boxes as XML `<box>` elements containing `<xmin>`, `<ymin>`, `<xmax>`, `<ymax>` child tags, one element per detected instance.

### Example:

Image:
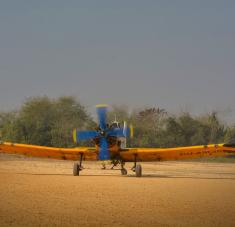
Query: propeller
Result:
<box><xmin>99</xmin><ymin>137</ymin><xmax>109</xmax><ymax>160</ymax></box>
<box><xmin>96</xmin><ymin>104</ymin><xmax>108</xmax><ymax>130</ymax></box>
<box><xmin>73</xmin><ymin>104</ymin><xmax>133</xmax><ymax>160</ymax></box>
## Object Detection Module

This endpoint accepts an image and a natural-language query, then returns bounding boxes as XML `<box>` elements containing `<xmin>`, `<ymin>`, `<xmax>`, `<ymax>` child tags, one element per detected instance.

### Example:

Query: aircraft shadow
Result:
<box><xmin>129</xmin><ymin>174</ymin><xmax>235</xmax><ymax>180</ymax></box>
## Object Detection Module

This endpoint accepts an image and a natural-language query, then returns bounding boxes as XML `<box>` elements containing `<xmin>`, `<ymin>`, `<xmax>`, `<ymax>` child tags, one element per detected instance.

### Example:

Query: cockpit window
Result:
<box><xmin>111</xmin><ymin>122</ymin><xmax>120</xmax><ymax>128</ymax></box>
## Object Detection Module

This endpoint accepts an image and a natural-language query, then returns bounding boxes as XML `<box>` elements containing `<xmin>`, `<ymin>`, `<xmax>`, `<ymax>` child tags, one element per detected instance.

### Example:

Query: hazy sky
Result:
<box><xmin>0</xmin><ymin>1</ymin><xmax>235</xmax><ymax>122</ymax></box>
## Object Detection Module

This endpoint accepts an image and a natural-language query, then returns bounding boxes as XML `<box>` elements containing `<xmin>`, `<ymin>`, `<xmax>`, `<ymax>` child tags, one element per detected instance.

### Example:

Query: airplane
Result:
<box><xmin>0</xmin><ymin>104</ymin><xmax>235</xmax><ymax>177</ymax></box>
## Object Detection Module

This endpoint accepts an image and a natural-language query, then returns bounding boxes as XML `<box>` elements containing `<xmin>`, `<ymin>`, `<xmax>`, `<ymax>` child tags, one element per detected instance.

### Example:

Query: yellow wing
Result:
<box><xmin>1</xmin><ymin>142</ymin><xmax>235</xmax><ymax>162</ymax></box>
<box><xmin>0</xmin><ymin>142</ymin><xmax>98</xmax><ymax>161</ymax></box>
<box><xmin>120</xmin><ymin>144</ymin><xmax>235</xmax><ymax>162</ymax></box>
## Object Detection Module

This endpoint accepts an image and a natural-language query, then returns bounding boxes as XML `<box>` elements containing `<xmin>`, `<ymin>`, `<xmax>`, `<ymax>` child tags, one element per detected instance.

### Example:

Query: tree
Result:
<box><xmin>130</xmin><ymin>107</ymin><xmax>167</xmax><ymax>147</ymax></box>
<box><xmin>107</xmin><ymin>105</ymin><xmax>130</xmax><ymax>124</ymax></box>
<box><xmin>50</xmin><ymin>96</ymin><xmax>94</xmax><ymax>147</ymax></box>
<box><xmin>224</xmin><ymin>126</ymin><xmax>235</xmax><ymax>143</ymax></box>
<box><xmin>197</xmin><ymin>112</ymin><xmax>225</xmax><ymax>144</ymax></box>
<box><xmin>160</xmin><ymin>116</ymin><xmax>186</xmax><ymax>147</ymax></box>
<box><xmin>0</xmin><ymin>98</ymin><xmax>231</xmax><ymax>148</ymax></box>
<box><xmin>15</xmin><ymin>96</ymin><xmax>55</xmax><ymax>145</ymax></box>
<box><xmin>0</xmin><ymin>96</ymin><xmax>94</xmax><ymax>147</ymax></box>
<box><xmin>0</xmin><ymin>111</ymin><xmax>19</xmax><ymax>142</ymax></box>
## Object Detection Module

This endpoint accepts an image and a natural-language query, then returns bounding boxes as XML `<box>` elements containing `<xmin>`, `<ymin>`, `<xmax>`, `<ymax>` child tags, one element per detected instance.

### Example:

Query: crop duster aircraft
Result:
<box><xmin>0</xmin><ymin>104</ymin><xmax>235</xmax><ymax>177</ymax></box>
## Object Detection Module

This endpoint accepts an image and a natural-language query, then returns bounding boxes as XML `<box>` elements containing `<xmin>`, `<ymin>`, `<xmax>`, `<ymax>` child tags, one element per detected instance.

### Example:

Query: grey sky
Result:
<box><xmin>0</xmin><ymin>1</ymin><xmax>235</xmax><ymax>122</ymax></box>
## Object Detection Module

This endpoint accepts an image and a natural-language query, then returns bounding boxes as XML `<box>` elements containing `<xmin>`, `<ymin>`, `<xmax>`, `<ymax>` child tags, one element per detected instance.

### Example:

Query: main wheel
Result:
<box><xmin>121</xmin><ymin>168</ymin><xmax>127</xmax><ymax>175</ymax></box>
<box><xmin>135</xmin><ymin>164</ymin><xmax>142</xmax><ymax>177</ymax></box>
<box><xmin>73</xmin><ymin>163</ymin><xmax>80</xmax><ymax>176</ymax></box>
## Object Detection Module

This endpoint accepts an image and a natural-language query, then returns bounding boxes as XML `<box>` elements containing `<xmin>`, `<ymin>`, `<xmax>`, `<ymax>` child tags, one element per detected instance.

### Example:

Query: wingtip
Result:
<box><xmin>223</xmin><ymin>143</ymin><xmax>235</xmax><ymax>148</ymax></box>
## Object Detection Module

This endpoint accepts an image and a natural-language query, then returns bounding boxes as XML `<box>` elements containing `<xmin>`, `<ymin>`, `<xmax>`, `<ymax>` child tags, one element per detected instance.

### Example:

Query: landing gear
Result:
<box><xmin>135</xmin><ymin>164</ymin><xmax>142</xmax><ymax>177</ymax></box>
<box><xmin>73</xmin><ymin>153</ymin><xmax>83</xmax><ymax>176</ymax></box>
<box><xmin>131</xmin><ymin>154</ymin><xmax>142</xmax><ymax>177</ymax></box>
<box><xmin>120</xmin><ymin>160</ymin><xmax>127</xmax><ymax>175</ymax></box>
<box><xmin>111</xmin><ymin>160</ymin><xmax>121</xmax><ymax>169</ymax></box>
<box><xmin>121</xmin><ymin>168</ymin><xmax>127</xmax><ymax>175</ymax></box>
<box><xmin>72</xmin><ymin>153</ymin><xmax>142</xmax><ymax>177</ymax></box>
<box><xmin>73</xmin><ymin>163</ymin><xmax>81</xmax><ymax>176</ymax></box>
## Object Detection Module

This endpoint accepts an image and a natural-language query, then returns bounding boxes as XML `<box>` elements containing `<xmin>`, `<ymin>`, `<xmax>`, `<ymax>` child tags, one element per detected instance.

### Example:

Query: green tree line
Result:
<box><xmin>0</xmin><ymin>96</ymin><xmax>235</xmax><ymax>148</ymax></box>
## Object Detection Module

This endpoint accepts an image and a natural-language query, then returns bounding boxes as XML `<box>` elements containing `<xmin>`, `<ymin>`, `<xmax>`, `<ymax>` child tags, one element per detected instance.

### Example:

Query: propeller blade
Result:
<box><xmin>75</xmin><ymin>130</ymin><xmax>99</xmax><ymax>142</ymax></box>
<box><xmin>99</xmin><ymin>137</ymin><xmax>110</xmax><ymax>160</ymax></box>
<box><xmin>123</xmin><ymin>121</ymin><xmax>128</xmax><ymax>137</ymax></box>
<box><xmin>107</xmin><ymin>128</ymin><xmax>125</xmax><ymax>137</ymax></box>
<box><xmin>73</xmin><ymin>129</ymin><xmax>78</xmax><ymax>143</ymax></box>
<box><xmin>129</xmin><ymin>124</ymin><xmax>134</xmax><ymax>138</ymax></box>
<box><xmin>124</xmin><ymin>123</ymin><xmax>134</xmax><ymax>138</ymax></box>
<box><xmin>96</xmin><ymin>104</ymin><xmax>108</xmax><ymax>130</ymax></box>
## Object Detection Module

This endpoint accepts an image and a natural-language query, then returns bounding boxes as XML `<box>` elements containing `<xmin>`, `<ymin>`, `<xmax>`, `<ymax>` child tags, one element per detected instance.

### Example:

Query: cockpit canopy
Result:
<box><xmin>110</xmin><ymin>121</ymin><xmax>121</xmax><ymax>129</ymax></box>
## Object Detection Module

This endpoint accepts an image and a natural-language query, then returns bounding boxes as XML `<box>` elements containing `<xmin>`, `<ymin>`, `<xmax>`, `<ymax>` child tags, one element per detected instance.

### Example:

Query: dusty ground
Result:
<box><xmin>0</xmin><ymin>153</ymin><xmax>235</xmax><ymax>227</ymax></box>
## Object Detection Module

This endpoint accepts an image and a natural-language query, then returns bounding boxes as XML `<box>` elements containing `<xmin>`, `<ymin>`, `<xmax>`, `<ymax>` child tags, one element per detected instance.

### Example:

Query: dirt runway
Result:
<box><xmin>0</xmin><ymin>153</ymin><xmax>235</xmax><ymax>227</ymax></box>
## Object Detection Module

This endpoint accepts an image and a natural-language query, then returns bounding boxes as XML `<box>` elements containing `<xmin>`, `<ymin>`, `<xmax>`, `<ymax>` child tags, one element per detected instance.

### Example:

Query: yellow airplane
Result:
<box><xmin>0</xmin><ymin>104</ymin><xmax>235</xmax><ymax>177</ymax></box>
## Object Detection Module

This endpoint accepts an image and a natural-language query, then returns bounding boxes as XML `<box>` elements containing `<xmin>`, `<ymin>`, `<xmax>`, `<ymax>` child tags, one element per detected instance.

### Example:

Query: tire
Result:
<box><xmin>121</xmin><ymin>168</ymin><xmax>127</xmax><ymax>175</ymax></box>
<box><xmin>135</xmin><ymin>164</ymin><xmax>142</xmax><ymax>177</ymax></box>
<box><xmin>73</xmin><ymin>163</ymin><xmax>80</xmax><ymax>176</ymax></box>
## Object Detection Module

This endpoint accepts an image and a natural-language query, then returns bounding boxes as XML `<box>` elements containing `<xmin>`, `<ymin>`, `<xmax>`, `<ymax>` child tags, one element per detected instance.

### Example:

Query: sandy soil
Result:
<box><xmin>0</xmin><ymin>153</ymin><xmax>235</xmax><ymax>227</ymax></box>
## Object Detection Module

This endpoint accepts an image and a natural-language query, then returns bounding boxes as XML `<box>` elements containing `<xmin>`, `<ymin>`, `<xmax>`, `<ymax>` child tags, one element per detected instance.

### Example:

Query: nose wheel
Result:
<box><xmin>121</xmin><ymin>168</ymin><xmax>128</xmax><ymax>175</ymax></box>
